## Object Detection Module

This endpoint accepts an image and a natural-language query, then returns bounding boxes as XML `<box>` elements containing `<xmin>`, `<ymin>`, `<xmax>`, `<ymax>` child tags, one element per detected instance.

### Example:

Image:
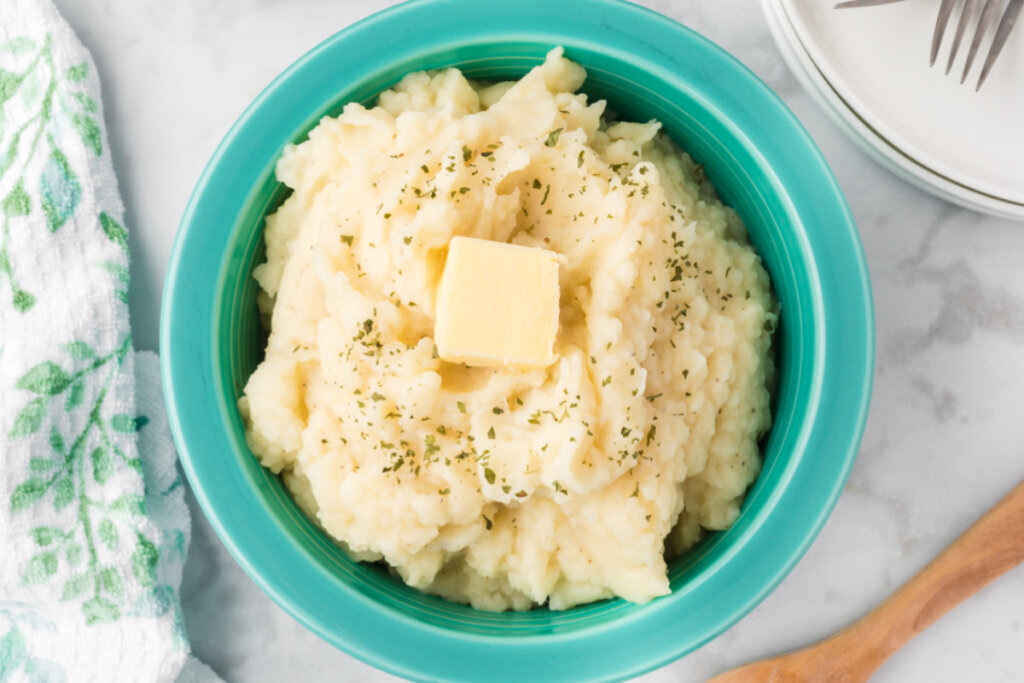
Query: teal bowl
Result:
<box><xmin>161</xmin><ymin>0</ymin><xmax>874</xmax><ymax>680</ymax></box>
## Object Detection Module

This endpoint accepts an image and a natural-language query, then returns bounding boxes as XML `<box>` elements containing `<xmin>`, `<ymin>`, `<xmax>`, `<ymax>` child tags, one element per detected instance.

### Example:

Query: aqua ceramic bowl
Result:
<box><xmin>161</xmin><ymin>0</ymin><xmax>874</xmax><ymax>680</ymax></box>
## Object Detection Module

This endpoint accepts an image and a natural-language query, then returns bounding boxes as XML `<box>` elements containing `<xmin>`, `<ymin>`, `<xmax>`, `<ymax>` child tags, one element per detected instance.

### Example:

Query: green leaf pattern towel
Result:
<box><xmin>0</xmin><ymin>1</ymin><xmax>215</xmax><ymax>680</ymax></box>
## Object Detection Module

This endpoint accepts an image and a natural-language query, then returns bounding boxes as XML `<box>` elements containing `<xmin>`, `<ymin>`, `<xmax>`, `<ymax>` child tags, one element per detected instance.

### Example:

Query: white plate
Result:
<box><xmin>761</xmin><ymin>0</ymin><xmax>1024</xmax><ymax>220</ymax></box>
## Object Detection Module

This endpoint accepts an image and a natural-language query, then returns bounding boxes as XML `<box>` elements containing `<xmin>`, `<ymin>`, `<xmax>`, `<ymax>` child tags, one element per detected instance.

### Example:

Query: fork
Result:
<box><xmin>932</xmin><ymin>0</ymin><xmax>1023</xmax><ymax>89</ymax></box>
<box><xmin>836</xmin><ymin>0</ymin><xmax>1022</xmax><ymax>90</ymax></box>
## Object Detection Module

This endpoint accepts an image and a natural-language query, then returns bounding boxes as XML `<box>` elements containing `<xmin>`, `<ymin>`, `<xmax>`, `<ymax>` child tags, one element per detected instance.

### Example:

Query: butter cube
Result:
<box><xmin>435</xmin><ymin>236</ymin><xmax>561</xmax><ymax>369</ymax></box>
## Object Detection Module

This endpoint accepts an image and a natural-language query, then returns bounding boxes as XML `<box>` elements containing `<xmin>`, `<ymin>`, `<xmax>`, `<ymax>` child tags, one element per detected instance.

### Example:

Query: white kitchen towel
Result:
<box><xmin>0</xmin><ymin>0</ymin><xmax>216</xmax><ymax>681</ymax></box>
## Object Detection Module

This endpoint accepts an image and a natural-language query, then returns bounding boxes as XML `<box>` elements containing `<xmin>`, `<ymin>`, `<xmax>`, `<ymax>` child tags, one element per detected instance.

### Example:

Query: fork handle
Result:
<box><xmin>823</xmin><ymin>479</ymin><xmax>1024</xmax><ymax>680</ymax></box>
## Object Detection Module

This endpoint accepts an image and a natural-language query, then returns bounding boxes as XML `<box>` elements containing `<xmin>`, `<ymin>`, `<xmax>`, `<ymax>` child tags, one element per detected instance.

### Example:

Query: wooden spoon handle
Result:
<box><xmin>828</xmin><ymin>479</ymin><xmax>1024</xmax><ymax>679</ymax></box>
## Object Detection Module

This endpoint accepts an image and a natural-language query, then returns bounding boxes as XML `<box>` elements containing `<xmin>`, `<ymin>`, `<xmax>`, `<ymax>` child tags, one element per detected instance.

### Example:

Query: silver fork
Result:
<box><xmin>836</xmin><ymin>0</ymin><xmax>1022</xmax><ymax>91</ymax></box>
<box><xmin>932</xmin><ymin>0</ymin><xmax>1023</xmax><ymax>89</ymax></box>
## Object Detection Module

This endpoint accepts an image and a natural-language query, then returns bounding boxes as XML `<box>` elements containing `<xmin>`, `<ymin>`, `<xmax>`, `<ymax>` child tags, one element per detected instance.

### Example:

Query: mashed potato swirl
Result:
<box><xmin>240</xmin><ymin>49</ymin><xmax>777</xmax><ymax>611</ymax></box>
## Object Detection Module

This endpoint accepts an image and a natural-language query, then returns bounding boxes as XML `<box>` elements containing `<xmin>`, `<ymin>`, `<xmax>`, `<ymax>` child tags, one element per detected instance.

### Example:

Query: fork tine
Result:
<box><xmin>977</xmin><ymin>0</ymin><xmax>1024</xmax><ymax>90</ymax></box>
<box><xmin>962</xmin><ymin>0</ymin><xmax>1001</xmax><ymax>82</ymax></box>
<box><xmin>946</xmin><ymin>0</ymin><xmax>981</xmax><ymax>73</ymax></box>
<box><xmin>932</xmin><ymin>0</ymin><xmax>961</xmax><ymax>66</ymax></box>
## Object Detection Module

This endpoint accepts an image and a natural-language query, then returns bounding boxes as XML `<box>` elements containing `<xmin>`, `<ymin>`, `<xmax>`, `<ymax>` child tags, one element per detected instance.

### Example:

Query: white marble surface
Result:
<box><xmin>50</xmin><ymin>0</ymin><xmax>1024</xmax><ymax>680</ymax></box>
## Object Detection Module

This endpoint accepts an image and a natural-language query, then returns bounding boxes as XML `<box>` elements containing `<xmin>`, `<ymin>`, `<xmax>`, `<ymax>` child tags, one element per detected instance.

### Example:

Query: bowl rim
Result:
<box><xmin>161</xmin><ymin>0</ymin><xmax>875</xmax><ymax>680</ymax></box>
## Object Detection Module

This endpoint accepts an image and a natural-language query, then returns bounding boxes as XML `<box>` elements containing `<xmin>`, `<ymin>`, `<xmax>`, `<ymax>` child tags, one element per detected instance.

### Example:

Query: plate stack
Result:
<box><xmin>762</xmin><ymin>0</ymin><xmax>1024</xmax><ymax>220</ymax></box>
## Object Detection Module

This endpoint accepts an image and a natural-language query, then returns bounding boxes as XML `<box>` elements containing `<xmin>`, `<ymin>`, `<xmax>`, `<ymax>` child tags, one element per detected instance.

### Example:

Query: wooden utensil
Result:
<box><xmin>708</xmin><ymin>479</ymin><xmax>1024</xmax><ymax>683</ymax></box>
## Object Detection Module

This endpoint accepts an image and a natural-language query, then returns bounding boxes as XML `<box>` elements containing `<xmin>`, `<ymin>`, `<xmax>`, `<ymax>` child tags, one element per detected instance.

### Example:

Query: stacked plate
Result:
<box><xmin>762</xmin><ymin>0</ymin><xmax>1024</xmax><ymax>220</ymax></box>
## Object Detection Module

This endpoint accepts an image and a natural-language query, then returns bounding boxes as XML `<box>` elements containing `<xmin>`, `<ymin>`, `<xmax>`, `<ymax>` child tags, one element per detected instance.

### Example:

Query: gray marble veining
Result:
<box><xmin>50</xmin><ymin>0</ymin><xmax>1024</xmax><ymax>680</ymax></box>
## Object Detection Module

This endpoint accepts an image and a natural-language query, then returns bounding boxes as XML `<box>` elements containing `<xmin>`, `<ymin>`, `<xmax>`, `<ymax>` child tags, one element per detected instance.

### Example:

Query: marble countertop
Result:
<box><xmin>51</xmin><ymin>0</ymin><xmax>1024</xmax><ymax>680</ymax></box>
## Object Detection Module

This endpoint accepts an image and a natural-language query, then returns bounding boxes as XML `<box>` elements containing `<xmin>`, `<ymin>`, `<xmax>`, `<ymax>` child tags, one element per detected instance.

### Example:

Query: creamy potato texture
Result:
<box><xmin>240</xmin><ymin>49</ymin><xmax>777</xmax><ymax>611</ymax></box>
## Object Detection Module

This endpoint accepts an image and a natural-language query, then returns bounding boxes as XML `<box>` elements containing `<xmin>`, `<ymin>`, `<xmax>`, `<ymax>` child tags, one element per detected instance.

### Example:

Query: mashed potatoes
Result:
<box><xmin>240</xmin><ymin>49</ymin><xmax>777</xmax><ymax>611</ymax></box>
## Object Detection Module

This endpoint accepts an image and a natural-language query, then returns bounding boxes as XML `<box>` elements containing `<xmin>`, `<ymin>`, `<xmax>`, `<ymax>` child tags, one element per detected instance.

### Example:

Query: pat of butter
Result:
<box><xmin>435</xmin><ymin>236</ymin><xmax>561</xmax><ymax>370</ymax></box>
